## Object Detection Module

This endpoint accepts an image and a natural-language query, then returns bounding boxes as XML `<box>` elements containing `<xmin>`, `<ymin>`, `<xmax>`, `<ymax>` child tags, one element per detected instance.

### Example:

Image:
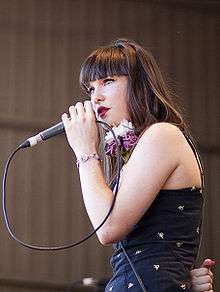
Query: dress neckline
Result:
<box><xmin>160</xmin><ymin>186</ymin><xmax>202</xmax><ymax>193</ymax></box>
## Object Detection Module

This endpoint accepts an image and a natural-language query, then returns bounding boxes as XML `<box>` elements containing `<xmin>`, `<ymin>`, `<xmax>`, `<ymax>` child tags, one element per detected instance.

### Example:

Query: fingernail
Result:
<box><xmin>205</xmin><ymin>259</ymin><xmax>215</xmax><ymax>267</ymax></box>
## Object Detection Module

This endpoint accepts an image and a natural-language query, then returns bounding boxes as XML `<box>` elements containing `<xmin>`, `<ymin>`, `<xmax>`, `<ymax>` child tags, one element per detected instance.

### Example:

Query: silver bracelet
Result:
<box><xmin>76</xmin><ymin>153</ymin><xmax>100</xmax><ymax>168</ymax></box>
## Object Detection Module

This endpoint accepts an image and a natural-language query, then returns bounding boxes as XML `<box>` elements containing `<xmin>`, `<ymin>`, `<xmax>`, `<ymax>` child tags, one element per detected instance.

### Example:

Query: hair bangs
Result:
<box><xmin>80</xmin><ymin>46</ymin><xmax>128</xmax><ymax>91</ymax></box>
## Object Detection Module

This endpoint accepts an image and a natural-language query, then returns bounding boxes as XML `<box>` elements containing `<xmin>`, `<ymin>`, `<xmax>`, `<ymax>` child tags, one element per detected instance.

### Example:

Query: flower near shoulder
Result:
<box><xmin>104</xmin><ymin>120</ymin><xmax>138</xmax><ymax>160</ymax></box>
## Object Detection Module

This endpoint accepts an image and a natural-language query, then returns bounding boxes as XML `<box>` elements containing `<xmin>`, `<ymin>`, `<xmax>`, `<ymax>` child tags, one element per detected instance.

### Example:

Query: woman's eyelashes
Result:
<box><xmin>103</xmin><ymin>77</ymin><xmax>115</xmax><ymax>85</ymax></box>
<box><xmin>88</xmin><ymin>78</ymin><xmax>115</xmax><ymax>95</ymax></box>
<box><xmin>88</xmin><ymin>87</ymin><xmax>94</xmax><ymax>95</ymax></box>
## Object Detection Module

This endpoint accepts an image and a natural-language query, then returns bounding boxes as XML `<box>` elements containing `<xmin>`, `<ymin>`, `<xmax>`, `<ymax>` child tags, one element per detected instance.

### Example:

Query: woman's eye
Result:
<box><xmin>104</xmin><ymin>78</ymin><xmax>115</xmax><ymax>85</ymax></box>
<box><xmin>88</xmin><ymin>87</ymin><xmax>94</xmax><ymax>95</ymax></box>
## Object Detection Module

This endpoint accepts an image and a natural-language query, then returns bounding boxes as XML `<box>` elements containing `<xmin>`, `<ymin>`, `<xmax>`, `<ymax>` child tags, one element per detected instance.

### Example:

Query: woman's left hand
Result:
<box><xmin>61</xmin><ymin>101</ymin><xmax>99</xmax><ymax>157</ymax></box>
<box><xmin>191</xmin><ymin>259</ymin><xmax>215</xmax><ymax>292</ymax></box>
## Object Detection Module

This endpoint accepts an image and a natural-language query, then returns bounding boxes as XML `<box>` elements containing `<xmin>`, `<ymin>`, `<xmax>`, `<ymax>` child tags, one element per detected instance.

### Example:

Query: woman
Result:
<box><xmin>62</xmin><ymin>39</ymin><xmax>213</xmax><ymax>291</ymax></box>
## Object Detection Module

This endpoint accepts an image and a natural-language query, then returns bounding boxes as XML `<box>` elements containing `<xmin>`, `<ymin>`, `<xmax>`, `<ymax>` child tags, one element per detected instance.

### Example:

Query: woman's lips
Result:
<box><xmin>97</xmin><ymin>106</ymin><xmax>110</xmax><ymax>119</ymax></box>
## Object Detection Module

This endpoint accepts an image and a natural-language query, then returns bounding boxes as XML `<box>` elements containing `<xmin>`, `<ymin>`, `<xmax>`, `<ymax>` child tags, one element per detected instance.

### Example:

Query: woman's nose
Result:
<box><xmin>91</xmin><ymin>93</ymin><xmax>105</xmax><ymax>105</ymax></box>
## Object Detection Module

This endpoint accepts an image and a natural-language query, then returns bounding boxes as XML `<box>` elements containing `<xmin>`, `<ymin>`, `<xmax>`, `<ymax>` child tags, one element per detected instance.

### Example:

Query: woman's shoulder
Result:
<box><xmin>130</xmin><ymin>122</ymin><xmax>183</xmax><ymax>171</ymax></box>
<box><xmin>145</xmin><ymin>122</ymin><xmax>181</xmax><ymax>133</ymax></box>
<box><xmin>140</xmin><ymin>122</ymin><xmax>183</xmax><ymax>145</ymax></box>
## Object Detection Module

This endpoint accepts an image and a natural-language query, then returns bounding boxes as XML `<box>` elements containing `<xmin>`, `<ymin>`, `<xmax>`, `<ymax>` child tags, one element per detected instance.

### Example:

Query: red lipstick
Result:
<box><xmin>97</xmin><ymin>106</ymin><xmax>110</xmax><ymax>119</ymax></box>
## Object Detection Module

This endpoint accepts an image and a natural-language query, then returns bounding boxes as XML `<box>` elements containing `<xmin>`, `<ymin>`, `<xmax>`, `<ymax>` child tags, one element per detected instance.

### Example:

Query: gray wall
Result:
<box><xmin>0</xmin><ymin>0</ymin><xmax>219</xmax><ymax>291</ymax></box>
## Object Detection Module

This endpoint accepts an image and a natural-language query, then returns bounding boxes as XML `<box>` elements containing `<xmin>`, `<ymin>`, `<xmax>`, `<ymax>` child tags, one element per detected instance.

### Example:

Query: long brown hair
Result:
<box><xmin>80</xmin><ymin>39</ymin><xmax>189</xmax><ymax>183</ymax></box>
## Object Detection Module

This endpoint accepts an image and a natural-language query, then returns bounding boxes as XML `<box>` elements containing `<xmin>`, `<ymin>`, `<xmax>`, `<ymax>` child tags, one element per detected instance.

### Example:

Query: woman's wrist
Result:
<box><xmin>76</xmin><ymin>152</ymin><xmax>100</xmax><ymax>168</ymax></box>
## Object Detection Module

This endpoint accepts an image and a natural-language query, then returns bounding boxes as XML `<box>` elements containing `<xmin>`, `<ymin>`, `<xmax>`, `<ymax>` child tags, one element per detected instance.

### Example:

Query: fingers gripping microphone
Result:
<box><xmin>20</xmin><ymin>122</ymin><xmax>65</xmax><ymax>148</ymax></box>
<box><xmin>19</xmin><ymin>118</ymin><xmax>100</xmax><ymax>149</ymax></box>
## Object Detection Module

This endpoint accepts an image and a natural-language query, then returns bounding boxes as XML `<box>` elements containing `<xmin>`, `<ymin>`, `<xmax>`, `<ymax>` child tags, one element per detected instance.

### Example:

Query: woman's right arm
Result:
<box><xmin>191</xmin><ymin>259</ymin><xmax>215</xmax><ymax>292</ymax></box>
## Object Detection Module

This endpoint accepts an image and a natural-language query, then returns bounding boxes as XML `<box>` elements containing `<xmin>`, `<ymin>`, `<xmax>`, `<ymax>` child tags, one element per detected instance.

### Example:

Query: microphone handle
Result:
<box><xmin>20</xmin><ymin>118</ymin><xmax>100</xmax><ymax>149</ymax></box>
<box><xmin>20</xmin><ymin>121</ymin><xmax>65</xmax><ymax>148</ymax></box>
<box><xmin>40</xmin><ymin>121</ymin><xmax>64</xmax><ymax>140</ymax></box>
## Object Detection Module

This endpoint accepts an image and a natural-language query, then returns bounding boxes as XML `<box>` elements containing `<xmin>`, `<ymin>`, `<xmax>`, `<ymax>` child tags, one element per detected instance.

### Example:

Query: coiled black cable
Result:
<box><xmin>2</xmin><ymin>120</ymin><xmax>122</xmax><ymax>251</ymax></box>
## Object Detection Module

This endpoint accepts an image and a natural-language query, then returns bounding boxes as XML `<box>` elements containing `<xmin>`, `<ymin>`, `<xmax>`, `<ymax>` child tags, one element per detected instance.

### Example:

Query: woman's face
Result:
<box><xmin>88</xmin><ymin>75</ymin><xmax>130</xmax><ymax>126</ymax></box>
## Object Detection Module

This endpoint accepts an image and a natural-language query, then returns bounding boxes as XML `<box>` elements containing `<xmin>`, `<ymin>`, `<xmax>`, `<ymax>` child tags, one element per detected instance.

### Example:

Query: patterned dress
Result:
<box><xmin>105</xmin><ymin>187</ymin><xmax>203</xmax><ymax>292</ymax></box>
<box><xmin>105</xmin><ymin>135</ymin><xmax>204</xmax><ymax>292</ymax></box>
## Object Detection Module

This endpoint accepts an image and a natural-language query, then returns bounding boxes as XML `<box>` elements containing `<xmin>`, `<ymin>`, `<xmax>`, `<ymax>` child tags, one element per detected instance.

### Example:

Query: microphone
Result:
<box><xmin>20</xmin><ymin>121</ymin><xmax>65</xmax><ymax>148</ymax></box>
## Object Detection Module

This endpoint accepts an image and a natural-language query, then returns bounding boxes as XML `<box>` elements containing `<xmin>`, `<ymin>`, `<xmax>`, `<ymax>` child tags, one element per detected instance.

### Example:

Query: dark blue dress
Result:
<box><xmin>105</xmin><ymin>187</ymin><xmax>203</xmax><ymax>291</ymax></box>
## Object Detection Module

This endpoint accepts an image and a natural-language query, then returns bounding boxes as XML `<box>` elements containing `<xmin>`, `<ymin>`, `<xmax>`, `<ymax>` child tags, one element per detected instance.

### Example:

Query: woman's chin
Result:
<box><xmin>100</xmin><ymin>116</ymin><xmax>129</xmax><ymax>127</ymax></box>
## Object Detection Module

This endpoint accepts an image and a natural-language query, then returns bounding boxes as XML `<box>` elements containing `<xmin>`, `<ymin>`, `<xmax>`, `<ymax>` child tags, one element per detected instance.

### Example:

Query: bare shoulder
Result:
<box><xmin>147</xmin><ymin>122</ymin><xmax>180</xmax><ymax>132</ymax></box>
<box><xmin>128</xmin><ymin>122</ymin><xmax>183</xmax><ymax>176</ymax></box>
<box><xmin>139</xmin><ymin>122</ymin><xmax>183</xmax><ymax>147</ymax></box>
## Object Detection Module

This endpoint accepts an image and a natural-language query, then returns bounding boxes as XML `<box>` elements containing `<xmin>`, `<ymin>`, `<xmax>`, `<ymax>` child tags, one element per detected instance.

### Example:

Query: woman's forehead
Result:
<box><xmin>89</xmin><ymin>75</ymin><xmax>114</xmax><ymax>83</ymax></box>
<box><xmin>88</xmin><ymin>75</ymin><xmax>128</xmax><ymax>87</ymax></box>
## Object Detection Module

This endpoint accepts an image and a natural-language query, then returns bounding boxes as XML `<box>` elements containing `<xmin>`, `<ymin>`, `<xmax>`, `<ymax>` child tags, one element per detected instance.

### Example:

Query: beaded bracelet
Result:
<box><xmin>76</xmin><ymin>153</ymin><xmax>100</xmax><ymax>168</ymax></box>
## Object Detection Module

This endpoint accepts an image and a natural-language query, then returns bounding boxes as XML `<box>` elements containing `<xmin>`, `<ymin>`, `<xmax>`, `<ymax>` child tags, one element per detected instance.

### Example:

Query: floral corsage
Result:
<box><xmin>104</xmin><ymin>120</ymin><xmax>138</xmax><ymax>162</ymax></box>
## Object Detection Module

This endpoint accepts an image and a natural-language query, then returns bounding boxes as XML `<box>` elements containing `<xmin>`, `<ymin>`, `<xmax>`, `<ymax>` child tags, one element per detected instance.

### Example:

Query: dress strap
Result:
<box><xmin>182</xmin><ymin>131</ymin><xmax>205</xmax><ymax>269</ymax></box>
<box><xmin>182</xmin><ymin>131</ymin><xmax>205</xmax><ymax>192</ymax></box>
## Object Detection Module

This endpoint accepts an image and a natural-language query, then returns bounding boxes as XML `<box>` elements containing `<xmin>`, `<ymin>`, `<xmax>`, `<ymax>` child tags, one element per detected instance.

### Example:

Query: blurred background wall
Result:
<box><xmin>0</xmin><ymin>0</ymin><xmax>219</xmax><ymax>291</ymax></box>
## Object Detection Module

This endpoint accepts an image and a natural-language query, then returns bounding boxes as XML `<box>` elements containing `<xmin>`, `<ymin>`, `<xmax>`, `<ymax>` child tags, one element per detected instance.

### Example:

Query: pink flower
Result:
<box><xmin>104</xmin><ymin>120</ymin><xmax>138</xmax><ymax>159</ymax></box>
<box><xmin>122</xmin><ymin>131</ymin><xmax>138</xmax><ymax>151</ymax></box>
<box><xmin>105</xmin><ymin>139</ymin><xmax>121</xmax><ymax>156</ymax></box>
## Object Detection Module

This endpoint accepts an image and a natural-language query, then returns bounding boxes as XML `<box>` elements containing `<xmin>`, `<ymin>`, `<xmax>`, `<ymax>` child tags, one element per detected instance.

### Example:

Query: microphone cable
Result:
<box><xmin>2</xmin><ymin>119</ymin><xmax>147</xmax><ymax>291</ymax></box>
<box><xmin>2</xmin><ymin>120</ymin><xmax>122</xmax><ymax>251</ymax></box>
